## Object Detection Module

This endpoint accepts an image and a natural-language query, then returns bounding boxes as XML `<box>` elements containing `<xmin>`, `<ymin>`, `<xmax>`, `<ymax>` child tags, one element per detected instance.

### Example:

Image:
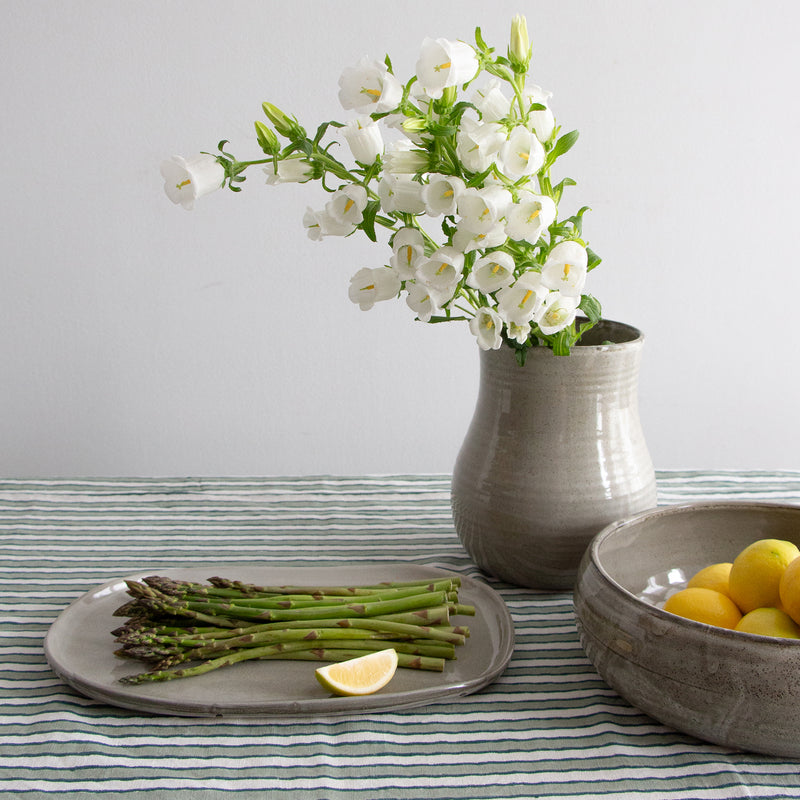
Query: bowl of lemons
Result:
<box><xmin>573</xmin><ymin>501</ymin><xmax>800</xmax><ymax>757</ymax></box>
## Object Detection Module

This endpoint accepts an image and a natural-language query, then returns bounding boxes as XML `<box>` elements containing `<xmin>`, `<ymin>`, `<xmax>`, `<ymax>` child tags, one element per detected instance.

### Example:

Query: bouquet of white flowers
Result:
<box><xmin>161</xmin><ymin>15</ymin><xmax>602</xmax><ymax>361</ymax></box>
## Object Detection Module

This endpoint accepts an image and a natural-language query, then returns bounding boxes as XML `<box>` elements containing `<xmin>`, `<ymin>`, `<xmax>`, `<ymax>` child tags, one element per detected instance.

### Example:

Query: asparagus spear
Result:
<box><xmin>113</xmin><ymin>574</ymin><xmax>475</xmax><ymax>685</ymax></box>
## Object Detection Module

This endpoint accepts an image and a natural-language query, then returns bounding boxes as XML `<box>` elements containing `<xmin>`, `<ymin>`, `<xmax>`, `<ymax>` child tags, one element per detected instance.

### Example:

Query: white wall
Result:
<box><xmin>1</xmin><ymin>0</ymin><xmax>798</xmax><ymax>477</ymax></box>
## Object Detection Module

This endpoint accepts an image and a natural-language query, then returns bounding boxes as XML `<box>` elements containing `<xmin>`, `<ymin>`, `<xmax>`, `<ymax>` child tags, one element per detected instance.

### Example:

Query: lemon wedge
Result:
<box><xmin>315</xmin><ymin>649</ymin><xmax>399</xmax><ymax>696</ymax></box>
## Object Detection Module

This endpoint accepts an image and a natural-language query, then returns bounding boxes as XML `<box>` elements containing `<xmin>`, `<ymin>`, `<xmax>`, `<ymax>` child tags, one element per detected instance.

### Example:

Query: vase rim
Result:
<box><xmin>481</xmin><ymin>317</ymin><xmax>644</xmax><ymax>359</ymax></box>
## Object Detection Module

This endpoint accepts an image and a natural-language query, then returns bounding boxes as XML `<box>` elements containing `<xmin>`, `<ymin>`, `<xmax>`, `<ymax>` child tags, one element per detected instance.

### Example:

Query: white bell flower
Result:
<box><xmin>263</xmin><ymin>157</ymin><xmax>314</xmax><ymax>185</ymax></box>
<box><xmin>472</xmin><ymin>79</ymin><xmax>512</xmax><ymax>122</ymax></box>
<box><xmin>469</xmin><ymin>307</ymin><xmax>504</xmax><ymax>351</ymax></box>
<box><xmin>416</xmin><ymin>246</ymin><xmax>465</xmax><ymax>296</ymax></box>
<box><xmin>390</xmin><ymin>228</ymin><xmax>426</xmax><ymax>279</ymax></box>
<box><xmin>383</xmin><ymin>140</ymin><xmax>429</xmax><ymax>175</ymax></box>
<box><xmin>504</xmin><ymin>191</ymin><xmax>557</xmax><ymax>244</ymax></box>
<box><xmin>535</xmin><ymin>292</ymin><xmax>580</xmax><ymax>334</ymax></box>
<box><xmin>456</xmin><ymin>118</ymin><xmax>505</xmax><ymax>174</ymax></box>
<box><xmin>338</xmin><ymin>57</ymin><xmax>403</xmax><ymax>114</ymax></box>
<box><xmin>497</xmin><ymin>271</ymin><xmax>548</xmax><ymax>326</ymax></box>
<box><xmin>421</xmin><ymin>173</ymin><xmax>465</xmax><ymax>216</ymax></box>
<box><xmin>466</xmin><ymin>251</ymin><xmax>516</xmax><ymax>294</ymax></box>
<box><xmin>523</xmin><ymin>84</ymin><xmax>556</xmax><ymax>143</ymax></box>
<box><xmin>303</xmin><ymin>207</ymin><xmax>355</xmax><ymax>241</ymax></box>
<box><xmin>456</xmin><ymin>185</ymin><xmax>512</xmax><ymax>233</ymax></box>
<box><xmin>452</xmin><ymin>221</ymin><xmax>507</xmax><ymax>253</ymax></box>
<box><xmin>499</xmin><ymin>126</ymin><xmax>546</xmax><ymax>181</ymax></box>
<box><xmin>540</xmin><ymin>240</ymin><xmax>588</xmax><ymax>297</ymax></box>
<box><xmin>378</xmin><ymin>175</ymin><xmax>425</xmax><ymax>214</ymax></box>
<box><xmin>415</xmin><ymin>38</ymin><xmax>479</xmax><ymax>99</ymax></box>
<box><xmin>348</xmin><ymin>267</ymin><xmax>401</xmax><ymax>310</ymax></box>
<box><xmin>160</xmin><ymin>154</ymin><xmax>225</xmax><ymax>210</ymax></box>
<box><xmin>341</xmin><ymin>116</ymin><xmax>384</xmax><ymax>164</ymax></box>
<box><xmin>405</xmin><ymin>281</ymin><xmax>441</xmax><ymax>322</ymax></box>
<box><xmin>506</xmin><ymin>320</ymin><xmax>532</xmax><ymax>345</ymax></box>
<box><xmin>325</xmin><ymin>185</ymin><xmax>368</xmax><ymax>226</ymax></box>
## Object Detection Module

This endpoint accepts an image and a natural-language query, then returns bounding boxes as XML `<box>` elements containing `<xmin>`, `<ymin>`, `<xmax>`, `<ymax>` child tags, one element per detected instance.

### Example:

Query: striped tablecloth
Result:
<box><xmin>2</xmin><ymin>471</ymin><xmax>800</xmax><ymax>799</ymax></box>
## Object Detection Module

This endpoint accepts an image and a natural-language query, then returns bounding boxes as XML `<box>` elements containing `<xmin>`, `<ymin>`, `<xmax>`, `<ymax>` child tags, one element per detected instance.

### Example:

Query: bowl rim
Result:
<box><xmin>586</xmin><ymin>500</ymin><xmax>800</xmax><ymax>647</ymax></box>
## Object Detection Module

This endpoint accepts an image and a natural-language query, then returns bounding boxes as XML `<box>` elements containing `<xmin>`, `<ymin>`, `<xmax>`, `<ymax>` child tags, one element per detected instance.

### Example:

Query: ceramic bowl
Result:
<box><xmin>573</xmin><ymin>501</ymin><xmax>800</xmax><ymax>757</ymax></box>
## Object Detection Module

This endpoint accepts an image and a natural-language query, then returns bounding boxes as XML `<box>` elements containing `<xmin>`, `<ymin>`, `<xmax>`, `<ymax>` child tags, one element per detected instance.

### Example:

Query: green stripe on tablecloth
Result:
<box><xmin>1</xmin><ymin>472</ymin><xmax>799</xmax><ymax>800</ymax></box>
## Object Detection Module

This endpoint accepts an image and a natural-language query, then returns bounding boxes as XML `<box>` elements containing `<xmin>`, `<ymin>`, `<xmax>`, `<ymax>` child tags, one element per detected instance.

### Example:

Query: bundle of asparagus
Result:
<box><xmin>111</xmin><ymin>575</ymin><xmax>475</xmax><ymax>685</ymax></box>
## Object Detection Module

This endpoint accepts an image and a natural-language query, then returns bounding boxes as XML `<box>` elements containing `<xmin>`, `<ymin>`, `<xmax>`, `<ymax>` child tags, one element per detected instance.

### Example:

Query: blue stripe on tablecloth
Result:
<box><xmin>1</xmin><ymin>472</ymin><xmax>799</xmax><ymax>799</ymax></box>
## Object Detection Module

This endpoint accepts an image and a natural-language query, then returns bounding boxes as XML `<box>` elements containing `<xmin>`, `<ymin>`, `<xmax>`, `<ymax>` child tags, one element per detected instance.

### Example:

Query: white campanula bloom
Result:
<box><xmin>303</xmin><ymin>207</ymin><xmax>355</xmax><ymax>240</ymax></box>
<box><xmin>405</xmin><ymin>281</ymin><xmax>441</xmax><ymax>322</ymax></box>
<box><xmin>421</xmin><ymin>173</ymin><xmax>465</xmax><ymax>216</ymax></box>
<box><xmin>456</xmin><ymin>118</ymin><xmax>505</xmax><ymax>174</ymax></box>
<box><xmin>535</xmin><ymin>292</ymin><xmax>580</xmax><ymax>334</ymax></box>
<box><xmin>390</xmin><ymin>228</ymin><xmax>426</xmax><ymax>279</ymax></box>
<box><xmin>416</xmin><ymin>38</ymin><xmax>479</xmax><ymax>99</ymax></box>
<box><xmin>469</xmin><ymin>307</ymin><xmax>504</xmax><ymax>350</ymax></box>
<box><xmin>456</xmin><ymin>186</ymin><xmax>512</xmax><ymax>233</ymax></box>
<box><xmin>263</xmin><ymin>157</ymin><xmax>314</xmax><ymax>185</ymax></box>
<box><xmin>540</xmin><ymin>240</ymin><xmax>588</xmax><ymax>297</ymax></box>
<box><xmin>466</xmin><ymin>251</ymin><xmax>516</xmax><ymax>294</ymax></box>
<box><xmin>378</xmin><ymin>175</ymin><xmax>426</xmax><ymax>214</ymax></box>
<box><xmin>338</xmin><ymin>57</ymin><xmax>403</xmax><ymax>114</ymax></box>
<box><xmin>499</xmin><ymin>126</ymin><xmax>546</xmax><ymax>181</ymax></box>
<box><xmin>341</xmin><ymin>116</ymin><xmax>384</xmax><ymax>164</ymax></box>
<box><xmin>497</xmin><ymin>271</ymin><xmax>548</xmax><ymax>326</ymax></box>
<box><xmin>160</xmin><ymin>154</ymin><xmax>225</xmax><ymax>210</ymax></box>
<box><xmin>452</xmin><ymin>221</ymin><xmax>507</xmax><ymax>253</ymax></box>
<box><xmin>383</xmin><ymin>140</ymin><xmax>429</xmax><ymax>175</ymax></box>
<box><xmin>504</xmin><ymin>191</ymin><xmax>556</xmax><ymax>244</ymax></box>
<box><xmin>506</xmin><ymin>320</ymin><xmax>532</xmax><ymax>345</ymax></box>
<box><xmin>416</xmin><ymin>246</ymin><xmax>465</xmax><ymax>298</ymax></box>
<box><xmin>472</xmin><ymin>79</ymin><xmax>512</xmax><ymax>122</ymax></box>
<box><xmin>325</xmin><ymin>185</ymin><xmax>368</xmax><ymax>226</ymax></box>
<box><xmin>523</xmin><ymin>84</ymin><xmax>556</xmax><ymax>143</ymax></box>
<box><xmin>348</xmin><ymin>267</ymin><xmax>401</xmax><ymax>310</ymax></box>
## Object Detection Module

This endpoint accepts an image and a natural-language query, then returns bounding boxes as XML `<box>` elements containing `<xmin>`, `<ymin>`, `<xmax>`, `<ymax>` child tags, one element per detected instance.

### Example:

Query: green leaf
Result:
<box><xmin>384</xmin><ymin>53</ymin><xmax>394</xmax><ymax>73</ymax></box>
<box><xmin>552</xmin><ymin>177</ymin><xmax>577</xmax><ymax>204</ymax></box>
<box><xmin>551</xmin><ymin>330</ymin><xmax>572</xmax><ymax>356</ymax></box>
<box><xmin>545</xmin><ymin>129</ymin><xmax>579</xmax><ymax>168</ymax></box>
<box><xmin>578</xmin><ymin>294</ymin><xmax>602</xmax><ymax>324</ymax></box>
<box><xmin>360</xmin><ymin>201</ymin><xmax>379</xmax><ymax>242</ymax></box>
<box><xmin>586</xmin><ymin>247</ymin><xmax>602</xmax><ymax>271</ymax></box>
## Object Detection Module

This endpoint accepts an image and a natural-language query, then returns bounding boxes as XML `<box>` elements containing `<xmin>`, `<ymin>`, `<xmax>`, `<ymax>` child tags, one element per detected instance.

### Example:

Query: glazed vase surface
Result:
<box><xmin>451</xmin><ymin>319</ymin><xmax>657</xmax><ymax>590</ymax></box>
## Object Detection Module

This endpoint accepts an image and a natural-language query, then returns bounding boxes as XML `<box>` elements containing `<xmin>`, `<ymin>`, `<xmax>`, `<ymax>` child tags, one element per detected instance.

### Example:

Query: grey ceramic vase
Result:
<box><xmin>451</xmin><ymin>319</ymin><xmax>657</xmax><ymax>590</ymax></box>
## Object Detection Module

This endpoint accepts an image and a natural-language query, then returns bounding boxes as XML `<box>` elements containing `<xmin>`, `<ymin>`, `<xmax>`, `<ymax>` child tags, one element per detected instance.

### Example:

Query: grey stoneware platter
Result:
<box><xmin>44</xmin><ymin>563</ymin><xmax>514</xmax><ymax>717</ymax></box>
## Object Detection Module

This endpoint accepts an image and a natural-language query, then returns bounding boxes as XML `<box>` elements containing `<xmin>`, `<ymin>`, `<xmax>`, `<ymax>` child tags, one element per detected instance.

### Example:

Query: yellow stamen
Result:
<box><xmin>491</xmin><ymin>263</ymin><xmax>502</xmax><ymax>274</ymax></box>
<box><xmin>433</xmin><ymin>61</ymin><xmax>452</xmax><ymax>73</ymax></box>
<box><xmin>362</xmin><ymin>284</ymin><xmax>375</xmax><ymax>291</ymax></box>
<box><xmin>443</xmin><ymin>189</ymin><xmax>454</xmax><ymax>198</ymax></box>
<box><xmin>562</xmin><ymin>263</ymin><xmax>571</xmax><ymax>280</ymax></box>
<box><xmin>405</xmin><ymin>246</ymin><xmax>414</xmax><ymax>265</ymax></box>
<box><xmin>176</xmin><ymin>179</ymin><xmax>191</xmax><ymax>190</ymax></box>
<box><xmin>362</xmin><ymin>87</ymin><xmax>382</xmax><ymax>98</ymax></box>
<box><xmin>436</xmin><ymin>263</ymin><xmax>448</xmax><ymax>275</ymax></box>
<box><xmin>344</xmin><ymin>199</ymin><xmax>355</xmax><ymax>213</ymax></box>
<box><xmin>518</xmin><ymin>290</ymin><xmax>534</xmax><ymax>309</ymax></box>
<box><xmin>527</xmin><ymin>209</ymin><xmax>541</xmax><ymax>223</ymax></box>
<box><xmin>518</xmin><ymin>151</ymin><xmax>530</xmax><ymax>162</ymax></box>
<box><xmin>484</xmin><ymin>318</ymin><xmax>495</xmax><ymax>330</ymax></box>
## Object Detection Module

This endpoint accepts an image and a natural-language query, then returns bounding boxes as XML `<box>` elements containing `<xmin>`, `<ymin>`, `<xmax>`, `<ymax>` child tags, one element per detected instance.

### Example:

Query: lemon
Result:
<box><xmin>779</xmin><ymin>555</ymin><xmax>800</xmax><ymax>626</ymax></box>
<box><xmin>735</xmin><ymin>607</ymin><xmax>800</xmax><ymax>639</ymax></box>
<box><xmin>728</xmin><ymin>538</ymin><xmax>800</xmax><ymax>614</ymax></box>
<box><xmin>662</xmin><ymin>587</ymin><xmax>742</xmax><ymax>629</ymax></box>
<box><xmin>687</xmin><ymin>562</ymin><xmax>733</xmax><ymax>598</ymax></box>
<box><xmin>315</xmin><ymin>649</ymin><xmax>398</xmax><ymax>696</ymax></box>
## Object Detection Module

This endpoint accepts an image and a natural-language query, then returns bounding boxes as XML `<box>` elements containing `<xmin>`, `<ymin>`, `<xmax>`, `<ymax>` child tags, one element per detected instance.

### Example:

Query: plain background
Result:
<box><xmin>1</xmin><ymin>0</ymin><xmax>798</xmax><ymax>477</ymax></box>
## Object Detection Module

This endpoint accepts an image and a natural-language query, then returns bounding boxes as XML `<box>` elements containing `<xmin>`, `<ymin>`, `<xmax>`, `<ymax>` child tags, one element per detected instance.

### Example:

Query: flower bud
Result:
<box><xmin>509</xmin><ymin>14</ymin><xmax>531</xmax><ymax>73</ymax></box>
<box><xmin>254</xmin><ymin>120</ymin><xmax>280</xmax><ymax>154</ymax></box>
<box><xmin>262</xmin><ymin>101</ymin><xmax>306</xmax><ymax>141</ymax></box>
